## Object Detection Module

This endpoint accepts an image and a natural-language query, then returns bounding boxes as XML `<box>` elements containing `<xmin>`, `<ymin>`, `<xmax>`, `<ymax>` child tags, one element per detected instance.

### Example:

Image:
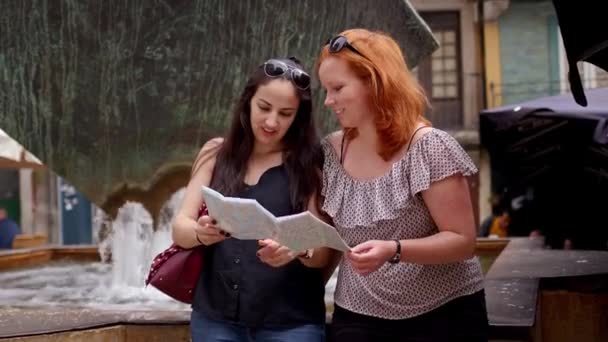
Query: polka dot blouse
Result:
<box><xmin>321</xmin><ymin>128</ymin><xmax>485</xmax><ymax>319</ymax></box>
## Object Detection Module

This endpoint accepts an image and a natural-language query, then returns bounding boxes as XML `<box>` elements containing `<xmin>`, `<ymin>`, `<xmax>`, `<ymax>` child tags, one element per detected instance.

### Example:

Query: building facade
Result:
<box><xmin>411</xmin><ymin>0</ymin><xmax>485</xmax><ymax>223</ymax></box>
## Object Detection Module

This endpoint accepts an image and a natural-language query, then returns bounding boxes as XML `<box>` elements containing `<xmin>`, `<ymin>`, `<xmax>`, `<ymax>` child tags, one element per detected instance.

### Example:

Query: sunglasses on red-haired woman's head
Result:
<box><xmin>326</xmin><ymin>35</ymin><xmax>368</xmax><ymax>60</ymax></box>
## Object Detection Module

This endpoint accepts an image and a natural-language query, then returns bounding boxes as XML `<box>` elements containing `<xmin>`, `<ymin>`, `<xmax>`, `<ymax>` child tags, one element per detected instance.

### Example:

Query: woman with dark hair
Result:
<box><xmin>172</xmin><ymin>57</ymin><xmax>331</xmax><ymax>342</ymax></box>
<box><xmin>317</xmin><ymin>29</ymin><xmax>488</xmax><ymax>341</ymax></box>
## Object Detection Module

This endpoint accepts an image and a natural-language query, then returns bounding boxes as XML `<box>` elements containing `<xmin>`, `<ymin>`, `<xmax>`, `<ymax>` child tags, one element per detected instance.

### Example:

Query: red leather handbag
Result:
<box><xmin>145</xmin><ymin>206</ymin><xmax>207</xmax><ymax>304</ymax></box>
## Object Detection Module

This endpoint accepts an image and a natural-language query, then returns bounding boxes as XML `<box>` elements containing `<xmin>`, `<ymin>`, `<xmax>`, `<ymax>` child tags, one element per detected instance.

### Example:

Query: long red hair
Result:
<box><xmin>316</xmin><ymin>28</ymin><xmax>430</xmax><ymax>160</ymax></box>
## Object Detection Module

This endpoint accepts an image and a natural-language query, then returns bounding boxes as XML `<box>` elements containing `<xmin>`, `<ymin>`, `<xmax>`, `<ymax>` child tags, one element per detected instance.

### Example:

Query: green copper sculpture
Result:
<box><xmin>0</xmin><ymin>0</ymin><xmax>437</xmax><ymax>218</ymax></box>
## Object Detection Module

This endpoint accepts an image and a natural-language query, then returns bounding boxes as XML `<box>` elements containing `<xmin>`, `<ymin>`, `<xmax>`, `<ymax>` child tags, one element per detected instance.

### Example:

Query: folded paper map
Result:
<box><xmin>201</xmin><ymin>186</ymin><xmax>350</xmax><ymax>252</ymax></box>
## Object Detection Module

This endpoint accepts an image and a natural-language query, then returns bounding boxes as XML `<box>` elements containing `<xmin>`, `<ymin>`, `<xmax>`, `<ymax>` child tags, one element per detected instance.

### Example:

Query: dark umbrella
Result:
<box><xmin>552</xmin><ymin>0</ymin><xmax>608</xmax><ymax>106</ymax></box>
<box><xmin>480</xmin><ymin>87</ymin><xmax>608</xmax><ymax>191</ymax></box>
<box><xmin>480</xmin><ymin>88</ymin><xmax>608</xmax><ymax>249</ymax></box>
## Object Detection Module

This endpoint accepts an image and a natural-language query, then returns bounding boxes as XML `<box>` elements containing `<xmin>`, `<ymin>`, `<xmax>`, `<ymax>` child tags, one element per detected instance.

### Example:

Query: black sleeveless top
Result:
<box><xmin>192</xmin><ymin>165</ymin><xmax>326</xmax><ymax>327</ymax></box>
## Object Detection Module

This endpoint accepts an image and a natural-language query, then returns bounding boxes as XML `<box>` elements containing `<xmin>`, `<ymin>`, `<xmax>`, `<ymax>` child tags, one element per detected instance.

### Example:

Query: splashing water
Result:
<box><xmin>109</xmin><ymin>202</ymin><xmax>160</xmax><ymax>288</ymax></box>
<box><xmin>0</xmin><ymin>189</ymin><xmax>188</xmax><ymax>310</ymax></box>
<box><xmin>0</xmin><ymin>188</ymin><xmax>338</xmax><ymax>310</ymax></box>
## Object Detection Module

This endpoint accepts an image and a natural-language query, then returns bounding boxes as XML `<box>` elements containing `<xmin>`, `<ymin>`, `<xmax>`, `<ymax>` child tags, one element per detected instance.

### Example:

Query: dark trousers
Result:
<box><xmin>329</xmin><ymin>290</ymin><xmax>488</xmax><ymax>342</ymax></box>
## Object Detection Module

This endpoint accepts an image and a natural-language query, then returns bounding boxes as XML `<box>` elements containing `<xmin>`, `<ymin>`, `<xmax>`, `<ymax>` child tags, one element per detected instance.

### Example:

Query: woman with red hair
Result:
<box><xmin>317</xmin><ymin>29</ymin><xmax>488</xmax><ymax>341</ymax></box>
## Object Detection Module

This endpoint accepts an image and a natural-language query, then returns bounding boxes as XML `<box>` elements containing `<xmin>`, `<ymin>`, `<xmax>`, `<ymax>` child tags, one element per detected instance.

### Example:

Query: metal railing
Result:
<box><xmin>489</xmin><ymin>75</ymin><xmax>608</xmax><ymax>107</ymax></box>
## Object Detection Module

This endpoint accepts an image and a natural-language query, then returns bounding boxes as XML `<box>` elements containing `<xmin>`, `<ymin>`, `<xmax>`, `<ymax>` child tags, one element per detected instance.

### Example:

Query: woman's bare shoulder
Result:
<box><xmin>200</xmin><ymin>137</ymin><xmax>224</xmax><ymax>154</ymax></box>
<box><xmin>325</xmin><ymin>131</ymin><xmax>344</xmax><ymax>152</ymax></box>
<box><xmin>409</xmin><ymin>124</ymin><xmax>434</xmax><ymax>147</ymax></box>
<box><xmin>192</xmin><ymin>137</ymin><xmax>224</xmax><ymax>176</ymax></box>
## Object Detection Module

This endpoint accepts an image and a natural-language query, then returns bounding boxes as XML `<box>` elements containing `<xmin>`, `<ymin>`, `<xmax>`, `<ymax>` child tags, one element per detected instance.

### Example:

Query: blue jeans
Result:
<box><xmin>190</xmin><ymin>310</ymin><xmax>325</xmax><ymax>342</ymax></box>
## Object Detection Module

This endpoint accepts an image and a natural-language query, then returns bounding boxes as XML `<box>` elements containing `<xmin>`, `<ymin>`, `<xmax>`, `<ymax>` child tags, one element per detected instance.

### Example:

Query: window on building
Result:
<box><xmin>431</xmin><ymin>31</ymin><xmax>459</xmax><ymax>99</ymax></box>
<box><xmin>417</xmin><ymin>11</ymin><xmax>463</xmax><ymax>129</ymax></box>
<box><xmin>594</xmin><ymin>67</ymin><xmax>608</xmax><ymax>88</ymax></box>
<box><xmin>558</xmin><ymin>27</ymin><xmax>608</xmax><ymax>92</ymax></box>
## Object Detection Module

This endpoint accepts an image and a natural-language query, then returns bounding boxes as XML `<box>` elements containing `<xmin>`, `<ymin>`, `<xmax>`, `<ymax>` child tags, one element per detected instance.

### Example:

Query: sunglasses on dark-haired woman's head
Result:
<box><xmin>326</xmin><ymin>35</ymin><xmax>368</xmax><ymax>59</ymax></box>
<box><xmin>263</xmin><ymin>59</ymin><xmax>311</xmax><ymax>90</ymax></box>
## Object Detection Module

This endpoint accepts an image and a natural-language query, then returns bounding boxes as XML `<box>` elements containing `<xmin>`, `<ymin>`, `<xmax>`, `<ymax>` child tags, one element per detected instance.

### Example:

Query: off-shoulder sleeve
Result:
<box><xmin>407</xmin><ymin>129</ymin><xmax>478</xmax><ymax>196</ymax></box>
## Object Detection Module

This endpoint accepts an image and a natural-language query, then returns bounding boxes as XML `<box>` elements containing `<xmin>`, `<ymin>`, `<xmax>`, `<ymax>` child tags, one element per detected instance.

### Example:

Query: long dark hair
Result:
<box><xmin>200</xmin><ymin>57</ymin><xmax>322</xmax><ymax>213</ymax></box>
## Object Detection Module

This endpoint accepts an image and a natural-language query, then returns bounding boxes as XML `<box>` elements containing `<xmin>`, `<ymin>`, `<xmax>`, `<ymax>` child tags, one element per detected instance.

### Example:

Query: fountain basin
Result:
<box><xmin>0</xmin><ymin>246</ymin><xmax>191</xmax><ymax>340</ymax></box>
<box><xmin>0</xmin><ymin>239</ymin><xmax>508</xmax><ymax>340</ymax></box>
<box><xmin>0</xmin><ymin>245</ymin><xmax>100</xmax><ymax>271</ymax></box>
<box><xmin>0</xmin><ymin>308</ymin><xmax>190</xmax><ymax>341</ymax></box>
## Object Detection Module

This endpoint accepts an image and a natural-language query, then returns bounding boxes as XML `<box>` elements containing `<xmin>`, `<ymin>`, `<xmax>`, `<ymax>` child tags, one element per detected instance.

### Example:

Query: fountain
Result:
<box><xmin>0</xmin><ymin>1</ymin><xmax>437</xmax><ymax>340</ymax></box>
<box><xmin>0</xmin><ymin>0</ymin><xmax>436</xmax><ymax>223</ymax></box>
<box><xmin>0</xmin><ymin>188</ymin><xmax>341</xmax><ymax>340</ymax></box>
<box><xmin>0</xmin><ymin>191</ymin><xmax>192</xmax><ymax>340</ymax></box>
<box><xmin>0</xmin><ymin>190</ymin><xmax>186</xmax><ymax>310</ymax></box>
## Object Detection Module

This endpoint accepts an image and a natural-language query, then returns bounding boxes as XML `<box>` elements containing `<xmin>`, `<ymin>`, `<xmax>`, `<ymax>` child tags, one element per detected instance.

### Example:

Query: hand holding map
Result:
<box><xmin>201</xmin><ymin>186</ymin><xmax>350</xmax><ymax>252</ymax></box>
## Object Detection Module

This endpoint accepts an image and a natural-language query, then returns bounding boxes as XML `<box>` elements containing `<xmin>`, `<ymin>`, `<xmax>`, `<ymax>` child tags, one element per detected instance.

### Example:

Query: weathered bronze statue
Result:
<box><xmin>0</xmin><ymin>0</ymin><xmax>437</xmax><ymax>221</ymax></box>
